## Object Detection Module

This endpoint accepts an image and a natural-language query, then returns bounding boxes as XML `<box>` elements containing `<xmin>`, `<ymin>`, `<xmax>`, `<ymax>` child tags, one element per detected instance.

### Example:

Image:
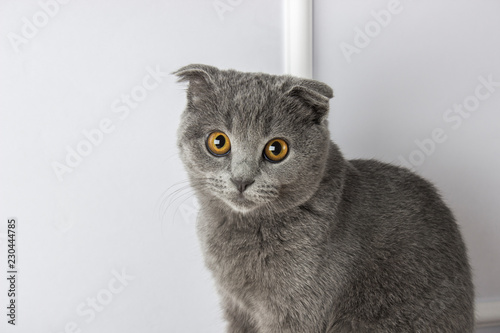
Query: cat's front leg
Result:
<box><xmin>222</xmin><ymin>298</ymin><xmax>258</xmax><ymax>333</ymax></box>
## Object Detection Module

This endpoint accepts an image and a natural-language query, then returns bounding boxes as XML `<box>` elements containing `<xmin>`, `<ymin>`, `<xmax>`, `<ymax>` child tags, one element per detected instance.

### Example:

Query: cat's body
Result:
<box><xmin>175</xmin><ymin>64</ymin><xmax>474</xmax><ymax>332</ymax></box>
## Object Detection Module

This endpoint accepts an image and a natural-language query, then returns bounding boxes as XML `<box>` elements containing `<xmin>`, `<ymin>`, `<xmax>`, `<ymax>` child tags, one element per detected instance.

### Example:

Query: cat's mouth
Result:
<box><xmin>225</xmin><ymin>193</ymin><xmax>257</xmax><ymax>213</ymax></box>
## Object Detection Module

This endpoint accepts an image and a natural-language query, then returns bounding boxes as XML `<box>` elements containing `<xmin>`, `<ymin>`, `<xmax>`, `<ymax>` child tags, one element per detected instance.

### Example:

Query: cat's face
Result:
<box><xmin>175</xmin><ymin>64</ymin><xmax>334</xmax><ymax>214</ymax></box>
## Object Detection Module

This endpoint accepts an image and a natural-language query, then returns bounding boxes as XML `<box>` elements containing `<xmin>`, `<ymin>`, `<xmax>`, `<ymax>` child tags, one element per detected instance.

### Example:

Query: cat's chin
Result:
<box><xmin>223</xmin><ymin>195</ymin><xmax>259</xmax><ymax>214</ymax></box>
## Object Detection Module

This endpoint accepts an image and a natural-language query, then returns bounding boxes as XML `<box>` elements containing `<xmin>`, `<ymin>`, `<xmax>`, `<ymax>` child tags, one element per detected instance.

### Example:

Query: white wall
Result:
<box><xmin>0</xmin><ymin>1</ymin><xmax>282</xmax><ymax>332</ymax></box>
<box><xmin>314</xmin><ymin>0</ymin><xmax>500</xmax><ymax>318</ymax></box>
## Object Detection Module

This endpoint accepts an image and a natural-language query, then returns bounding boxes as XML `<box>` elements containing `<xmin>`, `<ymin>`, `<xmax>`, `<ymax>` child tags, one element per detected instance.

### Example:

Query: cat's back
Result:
<box><xmin>338</xmin><ymin>158</ymin><xmax>469</xmax><ymax>278</ymax></box>
<box><xmin>341</xmin><ymin>158</ymin><xmax>455</xmax><ymax>230</ymax></box>
<box><xmin>328</xmin><ymin>159</ymin><xmax>474</xmax><ymax>332</ymax></box>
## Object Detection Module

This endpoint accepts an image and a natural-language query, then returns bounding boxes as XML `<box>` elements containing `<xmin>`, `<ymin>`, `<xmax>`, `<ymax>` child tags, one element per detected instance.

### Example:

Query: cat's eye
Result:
<box><xmin>207</xmin><ymin>131</ymin><xmax>231</xmax><ymax>156</ymax></box>
<box><xmin>263</xmin><ymin>138</ymin><xmax>288</xmax><ymax>162</ymax></box>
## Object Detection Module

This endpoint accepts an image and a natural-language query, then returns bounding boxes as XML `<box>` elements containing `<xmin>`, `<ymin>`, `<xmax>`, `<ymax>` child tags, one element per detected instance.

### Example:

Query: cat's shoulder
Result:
<box><xmin>349</xmin><ymin>158</ymin><xmax>416</xmax><ymax>175</ymax></box>
<box><xmin>348</xmin><ymin>158</ymin><xmax>430</xmax><ymax>182</ymax></box>
<box><xmin>344</xmin><ymin>158</ymin><xmax>441</xmax><ymax>198</ymax></box>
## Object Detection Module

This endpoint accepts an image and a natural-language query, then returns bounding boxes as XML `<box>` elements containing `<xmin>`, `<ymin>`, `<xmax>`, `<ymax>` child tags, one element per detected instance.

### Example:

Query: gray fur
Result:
<box><xmin>174</xmin><ymin>64</ymin><xmax>474</xmax><ymax>332</ymax></box>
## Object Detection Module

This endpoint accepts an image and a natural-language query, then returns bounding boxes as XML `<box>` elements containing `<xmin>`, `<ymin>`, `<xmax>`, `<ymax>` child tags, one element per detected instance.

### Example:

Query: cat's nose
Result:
<box><xmin>230</xmin><ymin>178</ymin><xmax>255</xmax><ymax>193</ymax></box>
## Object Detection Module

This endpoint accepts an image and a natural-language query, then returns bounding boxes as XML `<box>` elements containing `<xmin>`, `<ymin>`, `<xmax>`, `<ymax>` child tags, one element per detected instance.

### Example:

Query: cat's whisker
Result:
<box><xmin>160</xmin><ymin>189</ymin><xmax>198</xmax><ymax>237</ymax></box>
<box><xmin>171</xmin><ymin>191</ymin><xmax>199</xmax><ymax>224</ymax></box>
<box><xmin>156</xmin><ymin>178</ymin><xmax>209</xmax><ymax>214</ymax></box>
<box><xmin>156</xmin><ymin>180</ymin><xmax>192</xmax><ymax>221</ymax></box>
<box><xmin>157</xmin><ymin>179</ymin><xmax>210</xmax><ymax>225</ymax></box>
<box><xmin>156</xmin><ymin>179</ymin><xmax>191</xmax><ymax>202</ymax></box>
<box><xmin>164</xmin><ymin>186</ymin><xmax>198</xmax><ymax>212</ymax></box>
<box><xmin>159</xmin><ymin>188</ymin><xmax>196</xmax><ymax>231</ymax></box>
<box><xmin>160</xmin><ymin>185</ymin><xmax>200</xmax><ymax>216</ymax></box>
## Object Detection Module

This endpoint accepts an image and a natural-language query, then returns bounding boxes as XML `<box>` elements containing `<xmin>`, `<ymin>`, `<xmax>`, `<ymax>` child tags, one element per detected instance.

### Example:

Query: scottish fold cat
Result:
<box><xmin>174</xmin><ymin>64</ymin><xmax>474</xmax><ymax>332</ymax></box>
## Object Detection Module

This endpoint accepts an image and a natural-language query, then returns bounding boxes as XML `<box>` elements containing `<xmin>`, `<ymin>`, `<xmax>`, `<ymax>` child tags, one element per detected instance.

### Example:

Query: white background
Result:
<box><xmin>0</xmin><ymin>0</ymin><xmax>498</xmax><ymax>332</ymax></box>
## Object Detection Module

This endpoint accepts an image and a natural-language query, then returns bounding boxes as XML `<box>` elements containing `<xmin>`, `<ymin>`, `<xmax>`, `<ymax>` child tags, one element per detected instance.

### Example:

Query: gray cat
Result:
<box><xmin>174</xmin><ymin>64</ymin><xmax>474</xmax><ymax>332</ymax></box>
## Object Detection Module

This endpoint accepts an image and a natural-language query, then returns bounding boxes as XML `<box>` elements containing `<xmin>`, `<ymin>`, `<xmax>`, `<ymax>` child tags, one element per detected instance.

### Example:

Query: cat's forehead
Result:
<box><xmin>213</xmin><ymin>72</ymin><xmax>289</xmax><ymax>137</ymax></box>
<box><xmin>177</xmin><ymin>65</ymin><xmax>332</xmax><ymax>141</ymax></box>
<box><xmin>216</xmin><ymin>71</ymin><xmax>286</xmax><ymax>101</ymax></box>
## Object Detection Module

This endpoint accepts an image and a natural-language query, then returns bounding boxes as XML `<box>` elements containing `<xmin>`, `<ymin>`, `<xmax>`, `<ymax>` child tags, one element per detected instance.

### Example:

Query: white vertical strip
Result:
<box><xmin>284</xmin><ymin>0</ymin><xmax>313</xmax><ymax>79</ymax></box>
<box><xmin>477</xmin><ymin>301</ymin><xmax>500</xmax><ymax>328</ymax></box>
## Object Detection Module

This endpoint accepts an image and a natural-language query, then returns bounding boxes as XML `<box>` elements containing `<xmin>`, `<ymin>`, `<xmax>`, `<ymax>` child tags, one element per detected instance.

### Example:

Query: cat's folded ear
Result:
<box><xmin>285</xmin><ymin>79</ymin><xmax>333</xmax><ymax>124</ymax></box>
<box><xmin>173</xmin><ymin>64</ymin><xmax>218</xmax><ymax>95</ymax></box>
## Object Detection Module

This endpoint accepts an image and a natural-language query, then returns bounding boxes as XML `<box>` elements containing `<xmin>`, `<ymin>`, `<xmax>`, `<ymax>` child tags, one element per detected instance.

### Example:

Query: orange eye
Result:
<box><xmin>207</xmin><ymin>131</ymin><xmax>231</xmax><ymax>156</ymax></box>
<box><xmin>264</xmin><ymin>138</ymin><xmax>288</xmax><ymax>162</ymax></box>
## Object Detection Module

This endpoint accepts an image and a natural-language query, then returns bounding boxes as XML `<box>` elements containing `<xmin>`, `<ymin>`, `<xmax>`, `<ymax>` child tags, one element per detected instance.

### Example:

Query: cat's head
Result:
<box><xmin>175</xmin><ymin>64</ymin><xmax>334</xmax><ymax>214</ymax></box>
